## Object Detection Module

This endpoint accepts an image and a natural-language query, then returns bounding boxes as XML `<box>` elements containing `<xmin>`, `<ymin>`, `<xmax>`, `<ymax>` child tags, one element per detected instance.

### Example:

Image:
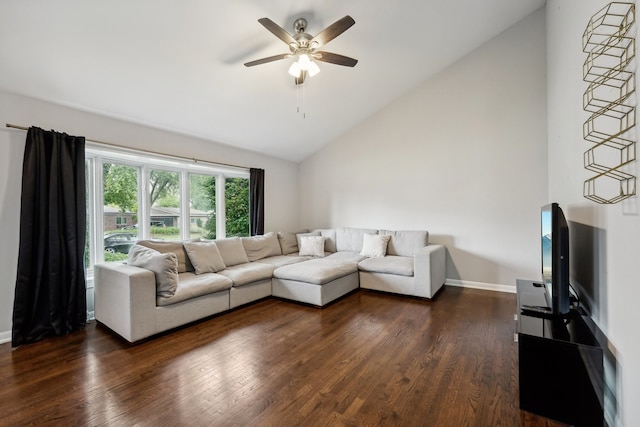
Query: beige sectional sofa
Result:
<box><xmin>94</xmin><ymin>227</ymin><xmax>446</xmax><ymax>342</ymax></box>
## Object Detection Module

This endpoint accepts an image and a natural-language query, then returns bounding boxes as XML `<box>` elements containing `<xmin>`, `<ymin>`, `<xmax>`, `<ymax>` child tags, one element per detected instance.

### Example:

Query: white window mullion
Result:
<box><xmin>93</xmin><ymin>156</ymin><xmax>105</xmax><ymax>264</ymax></box>
<box><xmin>180</xmin><ymin>171</ymin><xmax>190</xmax><ymax>240</ymax></box>
<box><xmin>140</xmin><ymin>165</ymin><xmax>150</xmax><ymax>239</ymax></box>
<box><xmin>217</xmin><ymin>174</ymin><xmax>226</xmax><ymax>238</ymax></box>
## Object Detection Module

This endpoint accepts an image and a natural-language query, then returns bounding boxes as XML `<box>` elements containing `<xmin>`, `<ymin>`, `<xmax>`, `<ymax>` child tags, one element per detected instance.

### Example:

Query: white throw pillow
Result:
<box><xmin>298</xmin><ymin>235</ymin><xmax>326</xmax><ymax>257</ymax></box>
<box><xmin>360</xmin><ymin>234</ymin><xmax>391</xmax><ymax>258</ymax></box>
<box><xmin>128</xmin><ymin>244</ymin><xmax>179</xmax><ymax>297</ymax></box>
<box><xmin>296</xmin><ymin>231</ymin><xmax>321</xmax><ymax>250</ymax></box>
<box><xmin>183</xmin><ymin>241</ymin><xmax>226</xmax><ymax>274</ymax></box>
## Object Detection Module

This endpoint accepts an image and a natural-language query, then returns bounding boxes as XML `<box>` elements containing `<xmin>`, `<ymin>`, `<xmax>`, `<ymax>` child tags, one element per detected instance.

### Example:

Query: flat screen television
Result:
<box><xmin>541</xmin><ymin>203</ymin><xmax>571</xmax><ymax>315</ymax></box>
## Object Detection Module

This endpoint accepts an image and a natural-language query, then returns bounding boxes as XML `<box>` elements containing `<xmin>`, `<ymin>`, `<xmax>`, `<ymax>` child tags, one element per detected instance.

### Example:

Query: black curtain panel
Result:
<box><xmin>249</xmin><ymin>168</ymin><xmax>265</xmax><ymax>236</ymax></box>
<box><xmin>12</xmin><ymin>127</ymin><xmax>87</xmax><ymax>347</ymax></box>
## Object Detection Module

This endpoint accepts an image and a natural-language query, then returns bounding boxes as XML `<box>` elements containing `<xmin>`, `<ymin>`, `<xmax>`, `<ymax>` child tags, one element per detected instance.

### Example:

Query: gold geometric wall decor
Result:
<box><xmin>583</xmin><ymin>2</ymin><xmax>637</xmax><ymax>204</ymax></box>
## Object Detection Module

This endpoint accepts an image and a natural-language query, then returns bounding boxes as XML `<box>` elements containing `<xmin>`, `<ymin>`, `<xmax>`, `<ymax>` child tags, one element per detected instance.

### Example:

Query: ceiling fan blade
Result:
<box><xmin>314</xmin><ymin>51</ymin><xmax>358</xmax><ymax>67</ymax></box>
<box><xmin>258</xmin><ymin>17</ymin><xmax>296</xmax><ymax>46</ymax></box>
<box><xmin>311</xmin><ymin>15</ymin><xmax>355</xmax><ymax>47</ymax></box>
<box><xmin>244</xmin><ymin>53</ymin><xmax>291</xmax><ymax>67</ymax></box>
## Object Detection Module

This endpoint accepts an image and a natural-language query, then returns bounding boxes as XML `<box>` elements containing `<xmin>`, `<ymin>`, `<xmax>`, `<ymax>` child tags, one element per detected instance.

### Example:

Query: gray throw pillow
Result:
<box><xmin>277</xmin><ymin>230</ymin><xmax>308</xmax><ymax>255</ymax></box>
<box><xmin>128</xmin><ymin>244</ymin><xmax>179</xmax><ymax>297</ymax></box>
<box><xmin>183</xmin><ymin>241</ymin><xmax>226</xmax><ymax>274</ymax></box>
<box><xmin>137</xmin><ymin>239</ymin><xmax>193</xmax><ymax>273</ymax></box>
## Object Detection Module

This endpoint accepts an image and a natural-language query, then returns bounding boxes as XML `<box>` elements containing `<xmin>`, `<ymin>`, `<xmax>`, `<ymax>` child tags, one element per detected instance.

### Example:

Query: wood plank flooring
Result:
<box><xmin>0</xmin><ymin>286</ymin><xmax>566</xmax><ymax>426</ymax></box>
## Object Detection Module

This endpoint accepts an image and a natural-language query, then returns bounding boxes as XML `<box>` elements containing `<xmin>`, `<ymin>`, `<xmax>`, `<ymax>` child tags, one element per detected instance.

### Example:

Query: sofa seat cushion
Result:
<box><xmin>157</xmin><ymin>272</ymin><xmax>232</xmax><ymax>307</ymax></box>
<box><xmin>324</xmin><ymin>251</ymin><xmax>366</xmax><ymax>263</ymax></box>
<box><xmin>358</xmin><ymin>255</ymin><xmax>414</xmax><ymax>277</ymax></box>
<box><xmin>254</xmin><ymin>255</ymin><xmax>311</xmax><ymax>267</ymax></box>
<box><xmin>218</xmin><ymin>262</ymin><xmax>275</xmax><ymax>287</ymax></box>
<box><xmin>274</xmin><ymin>259</ymin><xmax>358</xmax><ymax>285</ymax></box>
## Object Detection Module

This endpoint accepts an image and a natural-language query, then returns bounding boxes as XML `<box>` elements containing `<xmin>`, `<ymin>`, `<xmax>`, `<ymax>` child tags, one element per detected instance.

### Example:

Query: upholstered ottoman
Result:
<box><xmin>272</xmin><ymin>259</ymin><xmax>359</xmax><ymax>306</ymax></box>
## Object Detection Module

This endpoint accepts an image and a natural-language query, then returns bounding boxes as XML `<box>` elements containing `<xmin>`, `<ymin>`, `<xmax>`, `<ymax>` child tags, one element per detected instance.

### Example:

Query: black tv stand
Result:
<box><xmin>516</xmin><ymin>279</ymin><xmax>604</xmax><ymax>426</ymax></box>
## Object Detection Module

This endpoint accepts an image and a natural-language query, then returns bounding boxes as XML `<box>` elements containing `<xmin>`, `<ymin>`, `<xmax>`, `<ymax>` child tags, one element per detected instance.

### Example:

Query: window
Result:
<box><xmin>225</xmin><ymin>177</ymin><xmax>250</xmax><ymax>237</ymax></box>
<box><xmin>85</xmin><ymin>145</ymin><xmax>249</xmax><ymax>267</ymax></box>
<box><xmin>149</xmin><ymin>169</ymin><xmax>181</xmax><ymax>241</ymax></box>
<box><xmin>189</xmin><ymin>173</ymin><xmax>216</xmax><ymax>239</ymax></box>
<box><xmin>102</xmin><ymin>162</ymin><xmax>139</xmax><ymax>262</ymax></box>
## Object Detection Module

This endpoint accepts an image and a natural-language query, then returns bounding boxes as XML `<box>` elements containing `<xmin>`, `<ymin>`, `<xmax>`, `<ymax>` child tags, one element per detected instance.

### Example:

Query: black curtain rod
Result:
<box><xmin>5</xmin><ymin>123</ymin><xmax>251</xmax><ymax>171</ymax></box>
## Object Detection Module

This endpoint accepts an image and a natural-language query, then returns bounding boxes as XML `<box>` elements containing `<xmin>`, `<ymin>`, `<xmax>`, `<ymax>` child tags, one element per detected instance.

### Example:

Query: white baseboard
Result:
<box><xmin>0</xmin><ymin>330</ymin><xmax>11</xmax><ymax>345</ymax></box>
<box><xmin>445</xmin><ymin>279</ymin><xmax>516</xmax><ymax>294</ymax></box>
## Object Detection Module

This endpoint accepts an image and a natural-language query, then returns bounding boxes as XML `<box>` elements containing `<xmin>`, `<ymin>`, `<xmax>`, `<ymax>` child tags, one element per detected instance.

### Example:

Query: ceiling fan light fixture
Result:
<box><xmin>307</xmin><ymin>61</ymin><xmax>320</xmax><ymax>77</ymax></box>
<box><xmin>288</xmin><ymin>55</ymin><xmax>320</xmax><ymax>79</ymax></box>
<box><xmin>298</xmin><ymin>54</ymin><xmax>311</xmax><ymax>69</ymax></box>
<box><xmin>288</xmin><ymin>61</ymin><xmax>301</xmax><ymax>77</ymax></box>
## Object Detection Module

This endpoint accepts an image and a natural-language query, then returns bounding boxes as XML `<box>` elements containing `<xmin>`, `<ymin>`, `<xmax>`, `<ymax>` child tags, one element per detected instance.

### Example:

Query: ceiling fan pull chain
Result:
<box><xmin>295</xmin><ymin>79</ymin><xmax>306</xmax><ymax>119</ymax></box>
<box><xmin>296</xmin><ymin>81</ymin><xmax>301</xmax><ymax>114</ymax></box>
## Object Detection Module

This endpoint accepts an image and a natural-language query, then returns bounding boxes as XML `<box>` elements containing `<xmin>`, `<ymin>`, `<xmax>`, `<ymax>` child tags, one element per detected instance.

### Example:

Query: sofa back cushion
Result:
<box><xmin>183</xmin><ymin>241</ymin><xmax>227</xmax><ymax>274</ymax></box>
<box><xmin>241</xmin><ymin>232</ymin><xmax>282</xmax><ymax>262</ymax></box>
<box><xmin>277</xmin><ymin>229</ymin><xmax>308</xmax><ymax>255</ymax></box>
<box><xmin>137</xmin><ymin>240</ymin><xmax>193</xmax><ymax>273</ymax></box>
<box><xmin>335</xmin><ymin>227</ymin><xmax>378</xmax><ymax>252</ymax></box>
<box><xmin>379</xmin><ymin>230</ymin><xmax>429</xmax><ymax>256</ymax></box>
<box><xmin>313</xmin><ymin>229</ymin><xmax>337</xmax><ymax>253</ymax></box>
<box><xmin>215</xmin><ymin>237</ymin><xmax>250</xmax><ymax>267</ymax></box>
<box><xmin>128</xmin><ymin>244</ymin><xmax>179</xmax><ymax>297</ymax></box>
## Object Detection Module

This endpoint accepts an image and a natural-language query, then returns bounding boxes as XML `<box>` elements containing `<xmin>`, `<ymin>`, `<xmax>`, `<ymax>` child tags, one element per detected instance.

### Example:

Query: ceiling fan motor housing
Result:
<box><xmin>293</xmin><ymin>18</ymin><xmax>307</xmax><ymax>33</ymax></box>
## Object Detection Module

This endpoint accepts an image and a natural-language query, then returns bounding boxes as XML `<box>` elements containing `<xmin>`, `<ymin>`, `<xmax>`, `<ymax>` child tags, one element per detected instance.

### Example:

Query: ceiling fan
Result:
<box><xmin>244</xmin><ymin>15</ymin><xmax>358</xmax><ymax>85</ymax></box>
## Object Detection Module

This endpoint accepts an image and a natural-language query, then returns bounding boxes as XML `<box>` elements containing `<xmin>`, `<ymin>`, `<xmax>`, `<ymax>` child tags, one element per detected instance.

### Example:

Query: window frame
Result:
<box><xmin>85</xmin><ymin>143</ymin><xmax>249</xmax><ymax>271</ymax></box>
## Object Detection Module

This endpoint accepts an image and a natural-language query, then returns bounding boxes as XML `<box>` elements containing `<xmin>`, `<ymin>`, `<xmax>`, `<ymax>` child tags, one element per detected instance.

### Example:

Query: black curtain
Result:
<box><xmin>12</xmin><ymin>127</ymin><xmax>87</xmax><ymax>347</ymax></box>
<box><xmin>249</xmin><ymin>168</ymin><xmax>264</xmax><ymax>236</ymax></box>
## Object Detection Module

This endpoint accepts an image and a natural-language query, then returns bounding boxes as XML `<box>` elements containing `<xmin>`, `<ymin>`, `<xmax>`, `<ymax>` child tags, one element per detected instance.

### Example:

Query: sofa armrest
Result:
<box><xmin>94</xmin><ymin>262</ymin><xmax>157</xmax><ymax>342</ymax></box>
<box><xmin>413</xmin><ymin>244</ymin><xmax>446</xmax><ymax>298</ymax></box>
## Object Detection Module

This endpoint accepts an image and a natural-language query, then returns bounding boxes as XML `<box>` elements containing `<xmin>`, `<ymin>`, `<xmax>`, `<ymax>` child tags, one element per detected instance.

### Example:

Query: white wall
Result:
<box><xmin>299</xmin><ymin>8</ymin><xmax>548</xmax><ymax>289</ymax></box>
<box><xmin>0</xmin><ymin>90</ymin><xmax>300</xmax><ymax>342</ymax></box>
<box><xmin>547</xmin><ymin>1</ymin><xmax>640</xmax><ymax>425</ymax></box>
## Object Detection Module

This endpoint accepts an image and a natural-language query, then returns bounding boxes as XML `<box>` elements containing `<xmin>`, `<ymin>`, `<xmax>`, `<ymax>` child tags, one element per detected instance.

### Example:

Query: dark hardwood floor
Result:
<box><xmin>0</xmin><ymin>286</ymin><xmax>565</xmax><ymax>426</ymax></box>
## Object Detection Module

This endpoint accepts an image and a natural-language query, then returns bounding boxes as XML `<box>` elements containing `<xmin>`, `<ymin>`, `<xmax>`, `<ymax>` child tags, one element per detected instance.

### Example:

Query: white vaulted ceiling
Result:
<box><xmin>0</xmin><ymin>0</ymin><xmax>545</xmax><ymax>162</ymax></box>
